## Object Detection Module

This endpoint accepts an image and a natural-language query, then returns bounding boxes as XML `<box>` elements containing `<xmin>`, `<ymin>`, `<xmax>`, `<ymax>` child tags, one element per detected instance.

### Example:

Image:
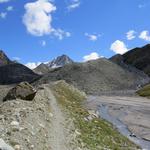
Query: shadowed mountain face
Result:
<box><xmin>123</xmin><ymin>44</ymin><xmax>150</xmax><ymax>76</ymax></box>
<box><xmin>36</xmin><ymin>58</ymin><xmax>149</xmax><ymax>95</ymax></box>
<box><xmin>47</xmin><ymin>54</ymin><xmax>74</xmax><ymax>68</ymax></box>
<box><xmin>0</xmin><ymin>51</ymin><xmax>40</xmax><ymax>85</ymax></box>
<box><xmin>0</xmin><ymin>50</ymin><xmax>12</xmax><ymax>66</ymax></box>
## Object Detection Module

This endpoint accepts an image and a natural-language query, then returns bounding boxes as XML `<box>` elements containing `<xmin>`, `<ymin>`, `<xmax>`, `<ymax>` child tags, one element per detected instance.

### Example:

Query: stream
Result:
<box><xmin>99</xmin><ymin>104</ymin><xmax>150</xmax><ymax>150</ymax></box>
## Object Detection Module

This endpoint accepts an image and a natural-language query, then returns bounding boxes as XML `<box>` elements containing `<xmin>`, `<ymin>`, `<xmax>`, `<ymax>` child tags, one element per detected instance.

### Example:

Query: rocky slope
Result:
<box><xmin>115</xmin><ymin>44</ymin><xmax>150</xmax><ymax>76</ymax></box>
<box><xmin>0</xmin><ymin>63</ymin><xmax>40</xmax><ymax>85</ymax></box>
<box><xmin>33</xmin><ymin>63</ymin><xmax>50</xmax><ymax>75</ymax></box>
<box><xmin>110</xmin><ymin>54</ymin><xmax>149</xmax><ymax>81</ymax></box>
<box><xmin>0</xmin><ymin>50</ymin><xmax>12</xmax><ymax>66</ymax></box>
<box><xmin>36</xmin><ymin>58</ymin><xmax>149</xmax><ymax>95</ymax></box>
<box><xmin>0</xmin><ymin>51</ymin><xmax>40</xmax><ymax>85</ymax></box>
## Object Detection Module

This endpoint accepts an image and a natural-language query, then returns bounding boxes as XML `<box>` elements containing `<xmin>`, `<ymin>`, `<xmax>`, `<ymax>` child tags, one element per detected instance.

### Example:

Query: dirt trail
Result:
<box><xmin>44</xmin><ymin>85</ymin><xmax>72</xmax><ymax>150</ymax></box>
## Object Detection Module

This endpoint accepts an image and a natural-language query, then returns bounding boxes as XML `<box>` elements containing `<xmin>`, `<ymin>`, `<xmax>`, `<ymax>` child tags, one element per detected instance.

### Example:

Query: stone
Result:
<box><xmin>0</xmin><ymin>138</ymin><xmax>14</xmax><ymax>150</ymax></box>
<box><xmin>3</xmin><ymin>82</ymin><xmax>37</xmax><ymax>101</ymax></box>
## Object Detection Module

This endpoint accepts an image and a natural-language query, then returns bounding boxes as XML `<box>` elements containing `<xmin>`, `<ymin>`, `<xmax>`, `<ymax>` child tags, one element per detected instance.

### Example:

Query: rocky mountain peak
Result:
<box><xmin>47</xmin><ymin>54</ymin><xmax>74</xmax><ymax>68</ymax></box>
<box><xmin>0</xmin><ymin>50</ymin><xmax>11</xmax><ymax>66</ymax></box>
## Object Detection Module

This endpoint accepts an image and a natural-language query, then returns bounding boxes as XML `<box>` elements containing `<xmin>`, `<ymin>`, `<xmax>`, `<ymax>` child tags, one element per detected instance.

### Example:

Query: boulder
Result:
<box><xmin>3</xmin><ymin>82</ymin><xmax>36</xmax><ymax>101</ymax></box>
<box><xmin>0</xmin><ymin>138</ymin><xmax>14</xmax><ymax>150</ymax></box>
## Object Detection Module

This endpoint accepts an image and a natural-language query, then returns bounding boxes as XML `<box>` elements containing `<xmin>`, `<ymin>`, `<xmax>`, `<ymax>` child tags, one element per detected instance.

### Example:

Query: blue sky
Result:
<box><xmin>0</xmin><ymin>0</ymin><xmax>150</xmax><ymax>68</ymax></box>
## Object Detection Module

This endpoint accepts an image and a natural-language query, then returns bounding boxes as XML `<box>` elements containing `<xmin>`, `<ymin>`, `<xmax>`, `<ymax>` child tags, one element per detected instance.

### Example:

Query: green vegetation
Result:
<box><xmin>52</xmin><ymin>80</ymin><xmax>138</xmax><ymax>150</ymax></box>
<box><xmin>137</xmin><ymin>84</ymin><xmax>150</xmax><ymax>97</ymax></box>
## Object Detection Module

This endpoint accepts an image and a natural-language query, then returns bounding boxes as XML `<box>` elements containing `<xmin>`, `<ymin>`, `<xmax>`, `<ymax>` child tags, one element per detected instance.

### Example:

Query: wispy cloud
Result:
<box><xmin>85</xmin><ymin>33</ymin><xmax>101</xmax><ymax>41</ymax></box>
<box><xmin>7</xmin><ymin>6</ymin><xmax>13</xmax><ymax>11</ymax></box>
<box><xmin>41</xmin><ymin>40</ymin><xmax>46</xmax><ymax>47</ymax></box>
<box><xmin>67</xmin><ymin>0</ymin><xmax>81</xmax><ymax>11</ymax></box>
<box><xmin>0</xmin><ymin>0</ymin><xmax>10</xmax><ymax>3</ymax></box>
<box><xmin>139</xmin><ymin>30</ymin><xmax>150</xmax><ymax>41</ymax></box>
<box><xmin>126</xmin><ymin>30</ymin><xmax>136</xmax><ymax>40</ymax></box>
<box><xmin>0</xmin><ymin>12</ymin><xmax>7</xmax><ymax>19</ymax></box>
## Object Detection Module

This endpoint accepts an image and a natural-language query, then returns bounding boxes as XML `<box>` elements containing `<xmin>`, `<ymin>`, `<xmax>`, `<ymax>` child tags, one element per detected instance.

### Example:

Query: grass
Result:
<box><xmin>52</xmin><ymin>80</ymin><xmax>139</xmax><ymax>150</ymax></box>
<box><xmin>137</xmin><ymin>84</ymin><xmax>150</xmax><ymax>97</ymax></box>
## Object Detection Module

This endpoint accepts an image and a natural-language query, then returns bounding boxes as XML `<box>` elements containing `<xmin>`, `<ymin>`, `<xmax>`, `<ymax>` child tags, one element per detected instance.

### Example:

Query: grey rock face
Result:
<box><xmin>0</xmin><ymin>50</ymin><xmax>12</xmax><ymax>66</ymax></box>
<box><xmin>36</xmin><ymin>58</ymin><xmax>150</xmax><ymax>95</ymax></box>
<box><xmin>33</xmin><ymin>63</ymin><xmax>50</xmax><ymax>75</ymax></box>
<box><xmin>47</xmin><ymin>55</ymin><xmax>74</xmax><ymax>68</ymax></box>
<box><xmin>3</xmin><ymin>82</ymin><xmax>37</xmax><ymax>101</ymax></box>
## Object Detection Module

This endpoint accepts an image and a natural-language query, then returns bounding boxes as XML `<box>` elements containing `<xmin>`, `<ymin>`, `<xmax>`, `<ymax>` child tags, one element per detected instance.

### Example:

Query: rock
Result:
<box><xmin>10</xmin><ymin>121</ymin><xmax>19</xmax><ymax>127</ymax></box>
<box><xmin>0</xmin><ymin>138</ymin><xmax>14</xmax><ymax>150</ymax></box>
<box><xmin>3</xmin><ymin>82</ymin><xmax>37</xmax><ymax>101</ymax></box>
<box><xmin>14</xmin><ymin>145</ymin><xmax>21</xmax><ymax>150</ymax></box>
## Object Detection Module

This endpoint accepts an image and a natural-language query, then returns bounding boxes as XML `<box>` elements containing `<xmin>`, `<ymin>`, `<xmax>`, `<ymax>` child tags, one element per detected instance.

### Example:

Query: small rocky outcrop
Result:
<box><xmin>3</xmin><ymin>82</ymin><xmax>37</xmax><ymax>101</ymax></box>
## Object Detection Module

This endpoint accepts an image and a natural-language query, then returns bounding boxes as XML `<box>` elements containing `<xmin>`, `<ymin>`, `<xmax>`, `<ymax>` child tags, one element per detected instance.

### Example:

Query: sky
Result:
<box><xmin>0</xmin><ymin>0</ymin><xmax>150</xmax><ymax>69</ymax></box>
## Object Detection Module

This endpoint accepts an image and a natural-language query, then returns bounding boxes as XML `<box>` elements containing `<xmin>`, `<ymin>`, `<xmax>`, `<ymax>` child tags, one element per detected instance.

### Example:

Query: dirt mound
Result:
<box><xmin>36</xmin><ymin>58</ymin><xmax>149</xmax><ymax>95</ymax></box>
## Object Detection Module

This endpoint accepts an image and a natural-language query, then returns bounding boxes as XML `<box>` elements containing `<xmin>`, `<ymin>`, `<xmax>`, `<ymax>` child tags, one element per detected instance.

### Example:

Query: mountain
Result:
<box><xmin>110</xmin><ymin>54</ymin><xmax>148</xmax><ymax>78</ymax></box>
<box><xmin>33</xmin><ymin>63</ymin><xmax>50</xmax><ymax>75</ymax></box>
<box><xmin>122</xmin><ymin>44</ymin><xmax>150</xmax><ymax>76</ymax></box>
<box><xmin>47</xmin><ymin>54</ymin><xmax>74</xmax><ymax>68</ymax></box>
<box><xmin>33</xmin><ymin>54</ymin><xmax>74</xmax><ymax>75</ymax></box>
<box><xmin>36</xmin><ymin>58</ymin><xmax>149</xmax><ymax>95</ymax></box>
<box><xmin>0</xmin><ymin>51</ymin><xmax>40</xmax><ymax>84</ymax></box>
<box><xmin>0</xmin><ymin>50</ymin><xmax>12</xmax><ymax>66</ymax></box>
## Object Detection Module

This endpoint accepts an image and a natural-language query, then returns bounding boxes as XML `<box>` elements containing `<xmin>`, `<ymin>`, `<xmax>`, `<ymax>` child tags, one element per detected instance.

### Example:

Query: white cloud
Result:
<box><xmin>41</xmin><ymin>40</ymin><xmax>46</xmax><ymax>46</ymax></box>
<box><xmin>0</xmin><ymin>0</ymin><xmax>10</xmax><ymax>3</ymax></box>
<box><xmin>110</xmin><ymin>40</ymin><xmax>128</xmax><ymax>54</ymax></box>
<box><xmin>7</xmin><ymin>6</ymin><xmax>13</xmax><ymax>11</ymax></box>
<box><xmin>25</xmin><ymin>62</ymin><xmax>41</xmax><ymax>69</ymax></box>
<box><xmin>83</xmin><ymin>52</ymin><xmax>102</xmax><ymax>62</ymax></box>
<box><xmin>139</xmin><ymin>30</ymin><xmax>150</xmax><ymax>41</ymax></box>
<box><xmin>85</xmin><ymin>33</ymin><xmax>101</xmax><ymax>41</ymax></box>
<box><xmin>52</xmin><ymin>29</ymin><xmax>71</xmax><ymax>40</ymax></box>
<box><xmin>23</xmin><ymin>0</ymin><xmax>56</xmax><ymax>36</ymax></box>
<box><xmin>0</xmin><ymin>12</ymin><xmax>7</xmax><ymax>19</ymax></box>
<box><xmin>23</xmin><ymin>0</ymin><xmax>70</xmax><ymax>40</ymax></box>
<box><xmin>126</xmin><ymin>30</ymin><xmax>136</xmax><ymax>40</ymax></box>
<box><xmin>67</xmin><ymin>0</ymin><xmax>80</xmax><ymax>11</ymax></box>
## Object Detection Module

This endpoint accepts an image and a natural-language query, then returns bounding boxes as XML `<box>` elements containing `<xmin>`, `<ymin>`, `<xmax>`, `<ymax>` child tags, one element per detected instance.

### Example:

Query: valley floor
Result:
<box><xmin>86</xmin><ymin>94</ymin><xmax>150</xmax><ymax>149</ymax></box>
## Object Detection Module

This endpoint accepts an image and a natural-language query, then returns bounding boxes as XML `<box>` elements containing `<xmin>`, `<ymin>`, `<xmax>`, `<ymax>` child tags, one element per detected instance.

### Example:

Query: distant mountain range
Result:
<box><xmin>33</xmin><ymin>55</ymin><xmax>74</xmax><ymax>75</ymax></box>
<box><xmin>0</xmin><ymin>44</ymin><xmax>150</xmax><ymax>94</ymax></box>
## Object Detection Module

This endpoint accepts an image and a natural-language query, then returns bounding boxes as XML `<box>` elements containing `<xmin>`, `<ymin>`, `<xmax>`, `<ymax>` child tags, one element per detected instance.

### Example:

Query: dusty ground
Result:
<box><xmin>0</xmin><ymin>84</ymin><xmax>79</xmax><ymax>150</ymax></box>
<box><xmin>85</xmin><ymin>94</ymin><xmax>150</xmax><ymax>141</ymax></box>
